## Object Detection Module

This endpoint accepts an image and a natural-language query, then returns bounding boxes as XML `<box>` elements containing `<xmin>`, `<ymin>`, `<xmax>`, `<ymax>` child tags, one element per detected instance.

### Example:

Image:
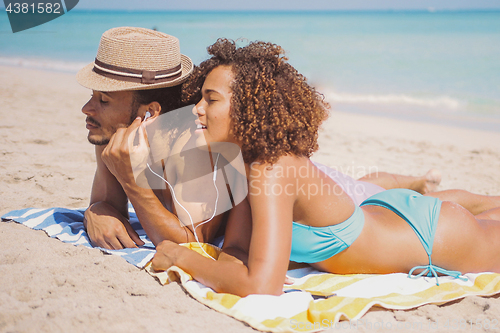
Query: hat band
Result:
<box><xmin>93</xmin><ymin>58</ymin><xmax>182</xmax><ymax>84</ymax></box>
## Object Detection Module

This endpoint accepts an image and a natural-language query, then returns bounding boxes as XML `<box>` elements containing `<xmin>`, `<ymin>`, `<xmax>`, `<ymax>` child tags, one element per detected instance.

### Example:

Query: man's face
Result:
<box><xmin>81</xmin><ymin>90</ymin><xmax>139</xmax><ymax>145</ymax></box>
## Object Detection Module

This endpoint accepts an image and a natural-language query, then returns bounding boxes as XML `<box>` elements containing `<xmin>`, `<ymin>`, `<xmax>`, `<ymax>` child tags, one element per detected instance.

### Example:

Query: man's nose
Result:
<box><xmin>81</xmin><ymin>99</ymin><xmax>95</xmax><ymax>116</ymax></box>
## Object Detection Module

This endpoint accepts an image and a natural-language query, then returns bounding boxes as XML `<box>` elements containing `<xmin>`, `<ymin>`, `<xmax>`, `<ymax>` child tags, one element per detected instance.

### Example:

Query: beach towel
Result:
<box><xmin>1</xmin><ymin>207</ymin><xmax>156</xmax><ymax>268</ymax></box>
<box><xmin>148</xmin><ymin>246</ymin><xmax>500</xmax><ymax>333</ymax></box>
<box><xmin>3</xmin><ymin>207</ymin><xmax>500</xmax><ymax>332</ymax></box>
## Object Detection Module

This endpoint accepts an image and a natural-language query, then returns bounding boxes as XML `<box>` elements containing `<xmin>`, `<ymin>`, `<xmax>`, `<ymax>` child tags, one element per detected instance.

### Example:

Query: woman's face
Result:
<box><xmin>192</xmin><ymin>65</ymin><xmax>236</xmax><ymax>147</ymax></box>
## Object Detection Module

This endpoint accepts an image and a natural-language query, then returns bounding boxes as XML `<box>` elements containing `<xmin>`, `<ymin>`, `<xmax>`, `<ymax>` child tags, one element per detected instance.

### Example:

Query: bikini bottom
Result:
<box><xmin>361</xmin><ymin>189</ymin><xmax>467</xmax><ymax>285</ymax></box>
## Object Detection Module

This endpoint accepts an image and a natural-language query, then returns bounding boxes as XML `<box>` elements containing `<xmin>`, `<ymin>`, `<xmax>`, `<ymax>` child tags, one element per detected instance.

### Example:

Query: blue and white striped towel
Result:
<box><xmin>1</xmin><ymin>206</ymin><xmax>156</xmax><ymax>268</ymax></box>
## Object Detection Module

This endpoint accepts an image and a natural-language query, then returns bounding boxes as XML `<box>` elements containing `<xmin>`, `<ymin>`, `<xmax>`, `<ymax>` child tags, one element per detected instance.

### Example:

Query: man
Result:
<box><xmin>76</xmin><ymin>27</ymin><xmax>230</xmax><ymax>250</ymax></box>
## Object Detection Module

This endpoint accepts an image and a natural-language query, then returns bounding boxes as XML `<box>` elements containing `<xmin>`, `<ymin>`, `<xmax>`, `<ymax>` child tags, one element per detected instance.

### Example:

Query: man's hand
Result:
<box><xmin>84</xmin><ymin>201</ymin><xmax>145</xmax><ymax>249</ymax></box>
<box><xmin>101</xmin><ymin>117</ymin><xmax>150</xmax><ymax>187</ymax></box>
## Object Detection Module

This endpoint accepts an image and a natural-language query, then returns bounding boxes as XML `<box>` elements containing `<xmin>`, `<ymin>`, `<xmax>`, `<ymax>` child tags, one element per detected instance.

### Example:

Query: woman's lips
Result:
<box><xmin>195</xmin><ymin>123</ymin><xmax>207</xmax><ymax>132</ymax></box>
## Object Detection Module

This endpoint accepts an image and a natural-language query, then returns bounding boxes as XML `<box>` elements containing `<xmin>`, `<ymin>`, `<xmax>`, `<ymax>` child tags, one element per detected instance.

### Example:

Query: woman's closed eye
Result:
<box><xmin>203</xmin><ymin>90</ymin><xmax>221</xmax><ymax>104</ymax></box>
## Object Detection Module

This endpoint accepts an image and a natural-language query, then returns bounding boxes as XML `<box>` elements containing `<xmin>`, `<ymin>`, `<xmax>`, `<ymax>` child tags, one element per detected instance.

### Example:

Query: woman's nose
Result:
<box><xmin>193</xmin><ymin>101</ymin><xmax>205</xmax><ymax>116</ymax></box>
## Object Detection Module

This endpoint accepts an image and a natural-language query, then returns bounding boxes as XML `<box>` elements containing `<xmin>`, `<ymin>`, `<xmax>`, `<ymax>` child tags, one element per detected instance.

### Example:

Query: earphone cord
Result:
<box><xmin>146</xmin><ymin>153</ymin><xmax>220</xmax><ymax>261</ymax></box>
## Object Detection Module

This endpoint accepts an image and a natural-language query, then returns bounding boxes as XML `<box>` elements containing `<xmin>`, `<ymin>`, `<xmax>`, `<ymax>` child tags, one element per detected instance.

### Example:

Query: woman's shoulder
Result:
<box><xmin>248</xmin><ymin>155</ymin><xmax>311</xmax><ymax>180</ymax></box>
<box><xmin>250</xmin><ymin>154</ymin><xmax>308</xmax><ymax>168</ymax></box>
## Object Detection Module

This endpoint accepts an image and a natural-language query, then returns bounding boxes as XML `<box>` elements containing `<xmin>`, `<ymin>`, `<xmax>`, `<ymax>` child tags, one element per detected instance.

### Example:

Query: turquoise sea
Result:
<box><xmin>1</xmin><ymin>10</ymin><xmax>499</xmax><ymax>131</ymax></box>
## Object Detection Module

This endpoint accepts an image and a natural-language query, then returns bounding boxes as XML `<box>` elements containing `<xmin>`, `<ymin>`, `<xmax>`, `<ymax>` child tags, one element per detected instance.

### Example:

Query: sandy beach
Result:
<box><xmin>1</xmin><ymin>65</ymin><xmax>500</xmax><ymax>332</ymax></box>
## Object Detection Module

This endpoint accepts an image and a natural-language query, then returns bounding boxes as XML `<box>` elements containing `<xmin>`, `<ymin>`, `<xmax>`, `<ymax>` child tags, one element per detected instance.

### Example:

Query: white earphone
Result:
<box><xmin>146</xmin><ymin>153</ymin><xmax>221</xmax><ymax>260</ymax></box>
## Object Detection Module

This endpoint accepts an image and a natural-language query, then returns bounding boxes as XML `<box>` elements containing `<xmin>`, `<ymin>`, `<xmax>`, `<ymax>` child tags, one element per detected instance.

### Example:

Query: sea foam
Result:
<box><xmin>0</xmin><ymin>57</ymin><xmax>87</xmax><ymax>73</ymax></box>
<box><xmin>321</xmin><ymin>89</ymin><xmax>462</xmax><ymax>111</ymax></box>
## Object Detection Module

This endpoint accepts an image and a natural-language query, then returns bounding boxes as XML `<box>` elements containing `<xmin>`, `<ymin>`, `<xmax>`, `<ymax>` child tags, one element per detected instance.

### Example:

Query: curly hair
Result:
<box><xmin>183</xmin><ymin>38</ymin><xmax>330</xmax><ymax>164</ymax></box>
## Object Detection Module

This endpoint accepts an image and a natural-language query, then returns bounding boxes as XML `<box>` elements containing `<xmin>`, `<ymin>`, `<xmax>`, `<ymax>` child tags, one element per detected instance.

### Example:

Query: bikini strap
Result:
<box><xmin>408</xmin><ymin>255</ymin><xmax>467</xmax><ymax>286</ymax></box>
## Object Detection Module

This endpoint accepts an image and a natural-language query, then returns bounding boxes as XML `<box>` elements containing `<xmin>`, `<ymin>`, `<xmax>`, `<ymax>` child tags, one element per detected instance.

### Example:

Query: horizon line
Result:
<box><xmin>2</xmin><ymin>8</ymin><xmax>500</xmax><ymax>13</ymax></box>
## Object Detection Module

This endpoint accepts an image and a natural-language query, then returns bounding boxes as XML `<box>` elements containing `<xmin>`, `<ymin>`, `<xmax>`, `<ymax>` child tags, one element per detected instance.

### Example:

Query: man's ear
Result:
<box><xmin>147</xmin><ymin>101</ymin><xmax>161</xmax><ymax>118</ymax></box>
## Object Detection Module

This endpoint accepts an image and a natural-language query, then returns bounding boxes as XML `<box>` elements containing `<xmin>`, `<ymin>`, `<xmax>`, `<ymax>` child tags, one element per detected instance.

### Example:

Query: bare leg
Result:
<box><xmin>475</xmin><ymin>207</ymin><xmax>500</xmax><ymax>221</ymax></box>
<box><xmin>359</xmin><ymin>169</ymin><xmax>441</xmax><ymax>194</ymax></box>
<box><xmin>426</xmin><ymin>190</ymin><xmax>500</xmax><ymax>216</ymax></box>
<box><xmin>359</xmin><ymin>170</ymin><xmax>500</xmax><ymax>216</ymax></box>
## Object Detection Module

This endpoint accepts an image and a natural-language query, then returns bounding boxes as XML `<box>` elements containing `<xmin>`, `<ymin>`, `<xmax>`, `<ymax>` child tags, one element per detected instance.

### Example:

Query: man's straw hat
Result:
<box><xmin>77</xmin><ymin>27</ymin><xmax>193</xmax><ymax>92</ymax></box>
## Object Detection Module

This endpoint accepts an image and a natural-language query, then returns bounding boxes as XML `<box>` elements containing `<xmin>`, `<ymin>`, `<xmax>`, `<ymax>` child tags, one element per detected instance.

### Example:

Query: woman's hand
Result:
<box><xmin>101</xmin><ymin>117</ymin><xmax>150</xmax><ymax>187</ymax></box>
<box><xmin>151</xmin><ymin>240</ymin><xmax>181</xmax><ymax>271</ymax></box>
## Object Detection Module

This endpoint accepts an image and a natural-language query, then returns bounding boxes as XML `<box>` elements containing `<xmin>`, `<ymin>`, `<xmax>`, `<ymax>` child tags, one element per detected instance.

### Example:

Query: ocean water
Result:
<box><xmin>1</xmin><ymin>10</ymin><xmax>499</xmax><ymax>131</ymax></box>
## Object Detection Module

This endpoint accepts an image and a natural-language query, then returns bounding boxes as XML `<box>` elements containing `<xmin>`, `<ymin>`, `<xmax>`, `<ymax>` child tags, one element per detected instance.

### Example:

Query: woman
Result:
<box><xmin>151</xmin><ymin>39</ymin><xmax>500</xmax><ymax>296</ymax></box>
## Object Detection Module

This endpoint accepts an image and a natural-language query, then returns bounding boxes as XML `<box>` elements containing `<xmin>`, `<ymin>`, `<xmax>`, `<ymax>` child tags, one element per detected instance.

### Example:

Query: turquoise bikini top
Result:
<box><xmin>290</xmin><ymin>205</ymin><xmax>365</xmax><ymax>263</ymax></box>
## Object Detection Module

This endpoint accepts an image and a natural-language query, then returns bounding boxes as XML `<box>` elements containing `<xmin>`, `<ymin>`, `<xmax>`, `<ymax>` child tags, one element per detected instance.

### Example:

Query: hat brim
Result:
<box><xmin>76</xmin><ymin>54</ymin><xmax>193</xmax><ymax>92</ymax></box>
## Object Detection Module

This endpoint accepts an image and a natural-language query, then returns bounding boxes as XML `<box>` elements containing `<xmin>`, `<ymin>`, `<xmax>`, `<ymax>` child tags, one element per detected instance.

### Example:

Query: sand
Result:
<box><xmin>1</xmin><ymin>65</ymin><xmax>499</xmax><ymax>332</ymax></box>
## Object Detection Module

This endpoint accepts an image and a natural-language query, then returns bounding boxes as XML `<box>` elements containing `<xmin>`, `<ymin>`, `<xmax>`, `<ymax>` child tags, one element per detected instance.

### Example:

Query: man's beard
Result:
<box><xmin>87</xmin><ymin>103</ymin><xmax>140</xmax><ymax>146</ymax></box>
<box><xmin>128</xmin><ymin>99</ymin><xmax>140</xmax><ymax>125</ymax></box>
<box><xmin>86</xmin><ymin>117</ymin><xmax>109</xmax><ymax>145</ymax></box>
<box><xmin>88</xmin><ymin>136</ymin><xmax>110</xmax><ymax>146</ymax></box>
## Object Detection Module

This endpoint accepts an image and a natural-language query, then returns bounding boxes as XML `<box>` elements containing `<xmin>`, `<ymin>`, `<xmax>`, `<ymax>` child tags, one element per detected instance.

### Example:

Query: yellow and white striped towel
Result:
<box><xmin>146</xmin><ymin>243</ymin><xmax>500</xmax><ymax>333</ymax></box>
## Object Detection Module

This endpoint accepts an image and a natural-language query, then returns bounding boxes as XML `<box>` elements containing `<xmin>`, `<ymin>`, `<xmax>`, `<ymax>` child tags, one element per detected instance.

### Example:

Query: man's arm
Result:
<box><xmin>120</xmin><ymin>177</ymin><xmax>220</xmax><ymax>246</ymax></box>
<box><xmin>84</xmin><ymin>144</ymin><xmax>145</xmax><ymax>249</ymax></box>
<box><xmin>89</xmin><ymin>145</ymin><xmax>129</xmax><ymax>216</ymax></box>
<box><xmin>99</xmin><ymin>118</ymin><xmax>219</xmax><ymax>246</ymax></box>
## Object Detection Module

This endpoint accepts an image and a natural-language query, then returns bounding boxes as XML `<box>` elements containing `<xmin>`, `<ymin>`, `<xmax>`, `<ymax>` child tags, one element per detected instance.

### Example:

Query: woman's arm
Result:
<box><xmin>152</xmin><ymin>160</ymin><xmax>296</xmax><ymax>296</ymax></box>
